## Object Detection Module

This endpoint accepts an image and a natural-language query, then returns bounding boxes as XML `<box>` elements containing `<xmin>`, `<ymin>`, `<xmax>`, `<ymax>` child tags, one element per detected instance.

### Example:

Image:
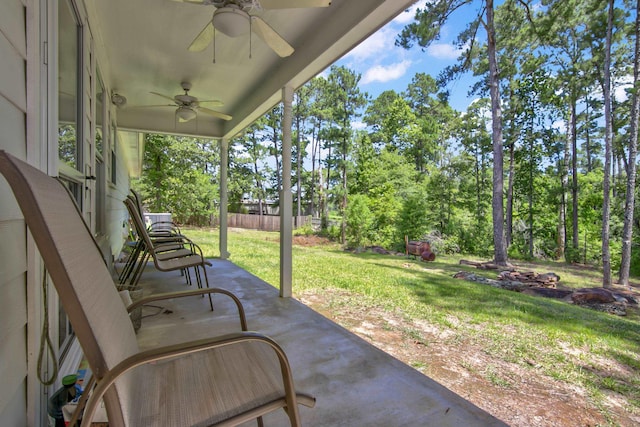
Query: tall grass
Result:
<box><xmin>187</xmin><ymin>227</ymin><xmax>640</xmax><ymax>419</ymax></box>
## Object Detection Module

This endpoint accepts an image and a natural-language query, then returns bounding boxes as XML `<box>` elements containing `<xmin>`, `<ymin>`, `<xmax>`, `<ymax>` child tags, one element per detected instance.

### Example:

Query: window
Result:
<box><xmin>58</xmin><ymin>0</ymin><xmax>80</xmax><ymax>171</ymax></box>
<box><xmin>95</xmin><ymin>71</ymin><xmax>106</xmax><ymax>235</ymax></box>
<box><xmin>57</xmin><ymin>0</ymin><xmax>82</xmax><ymax>354</ymax></box>
<box><xmin>96</xmin><ymin>71</ymin><xmax>104</xmax><ymax>157</ymax></box>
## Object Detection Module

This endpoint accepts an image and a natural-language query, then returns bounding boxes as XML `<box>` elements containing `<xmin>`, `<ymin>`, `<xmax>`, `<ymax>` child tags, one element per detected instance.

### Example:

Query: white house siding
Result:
<box><xmin>0</xmin><ymin>0</ymin><xmax>29</xmax><ymax>425</ymax></box>
<box><xmin>108</xmin><ymin>133</ymin><xmax>133</xmax><ymax>261</ymax></box>
<box><xmin>0</xmin><ymin>0</ymin><xmax>135</xmax><ymax>424</ymax></box>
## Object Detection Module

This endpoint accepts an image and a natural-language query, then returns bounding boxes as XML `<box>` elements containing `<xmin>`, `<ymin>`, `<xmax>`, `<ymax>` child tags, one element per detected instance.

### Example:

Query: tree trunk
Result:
<box><xmin>341</xmin><ymin>151</ymin><xmax>347</xmax><ymax>245</ymax></box>
<box><xmin>310</xmin><ymin>122</ymin><xmax>319</xmax><ymax>217</ymax></box>
<box><xmin>486</xmin><ymin>0</ymin><xmax>508</xmax><ymax>265</ymax></box>
<box><xmin>601</xmin><ymin>0</ymin><xmax>614</xmax><ymax>288</ymax></box>
<box><xmin>585</xmin><ymin>97</ymin><xmax>592</xmax><ymax>172</ymax></box>
<box><xmin>558</xmin><ymin>153</ymin><xmax>568</xmax><ymax>259</ymax></box>
<box><xmin>506</xmin><ymin>141</ymin><xmax>515</xmax><ymax>247</ymax></box>
<box><xmin>619</xmin><ymin>0</ymin><xmax>640</xmax><ymax>286</ymax></box>
<box><xmin>295</xmin><ymin>115</ymin><xmax>302</xmax><ymax>217</ymax></box>
<box><xmin>570</xmin><ymin>98</ymin><xmax>579</xmax><ymax>254</ymax></box>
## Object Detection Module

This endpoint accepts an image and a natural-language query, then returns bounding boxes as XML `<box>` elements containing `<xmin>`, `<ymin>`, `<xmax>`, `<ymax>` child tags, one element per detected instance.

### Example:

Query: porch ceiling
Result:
<box><xmin>86</xmin><ymin>0</ymin><xmax>416</xmax><ymax>140</ymax></box>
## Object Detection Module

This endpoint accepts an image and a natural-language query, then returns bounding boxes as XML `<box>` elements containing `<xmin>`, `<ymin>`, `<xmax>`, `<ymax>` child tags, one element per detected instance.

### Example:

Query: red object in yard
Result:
<box><xmin>421</xmin><ymin>250</ymin><xmax>436</xmax><ymax>262</ymax></box>
<box><xmin>405</xmin><ymin>238</ymin><xmax>435</xmax><ymax>261</ymax></box>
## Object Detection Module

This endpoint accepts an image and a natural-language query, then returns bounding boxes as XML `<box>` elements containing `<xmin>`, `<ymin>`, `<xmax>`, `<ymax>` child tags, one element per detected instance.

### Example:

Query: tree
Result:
<box><xmin>536</xmin><ymin>0</ymin><xmax>599</xmax><ymax>261</ymax></box>
<box><xmin>398</xmin><ymin>0</ymin><xmax>509</xmax><ymax>265</ymax></box>
<box><xmin>294</xmin><ymin>86</ymin><xmax>312</xmax><ymax>217</ymax></box>
<box><xmin>458</xmin><ymin>99</ymin><xmax>492</xmax><ymax>244</ymax></box>
<box><xmin>403</xmin><ymin>73</ymin><xmax>454</xmax><ymax>171</ymax></box>
<box><xmin>238</xmin><ymin>118</ymin><xmax>270</xmax><ymax>216</ymax></box>
<box><xmin>325</xmin><ymin>65</ymin><xmax>368</xmax><ymax>244</ymax></box>
<box><xmin>396</xmin><ymin>190</ymin><xmax>431</xmax><ymax>245</ymax></box>
<box><xmin>136</xmin><ymin>134</ymin><xmax>219</xmax><ymax>225</ymax></box>
<box><xmin>264</xmin><ymin>104</ymin><xmax>283</xmax><ymax>195</ymax></box>
<box><xmin>600</xmin><ymin>0</ymin><xmax>614</xmax><ymax>288</ymax></box>
<box><xmin>351</xmin><ymin>132</ymin><xmax>417</xmax><ymax>248</ymax></box>
<box><xmin>345</xmin><ymin>194</ymin><xmax>374</xmax><ymax>251</ymax></box>
<box><xmin>619</xmin><ymin>0</ymin><xmax>640</xmax><ymax>286</ymax></box>
<box><xmin>363</xmin><ymin>90</ymin><xmax>415</xmax><ymax>153</ymax></box>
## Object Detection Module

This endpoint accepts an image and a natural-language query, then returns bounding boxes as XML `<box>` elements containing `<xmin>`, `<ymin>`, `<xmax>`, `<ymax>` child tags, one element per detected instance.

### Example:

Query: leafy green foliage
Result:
<box><xmin>134</xmin><ymin>134</ymin><xmax>219</xmax><ymax>225</ymax></box>
<box><xmin>345</xmin><ymin>194</ymin><xmax>374</xmax><ymax>250</ymax></box>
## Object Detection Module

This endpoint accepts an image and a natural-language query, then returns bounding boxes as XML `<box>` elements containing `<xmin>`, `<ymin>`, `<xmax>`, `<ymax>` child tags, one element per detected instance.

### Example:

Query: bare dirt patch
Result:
<box><xmin>297</xmin><ymin>290</ymin><xmax>639</xmax><ymax>427</ymax></box>
<box><xmin>292</xmin><ymin>235</ymin><xmax>333</xmax><ymax>246</ymax></box>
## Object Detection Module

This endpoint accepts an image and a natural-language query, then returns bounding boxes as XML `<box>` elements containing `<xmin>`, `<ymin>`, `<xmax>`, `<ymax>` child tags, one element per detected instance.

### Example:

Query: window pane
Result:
<box><xmin>96</xmin><ymin>72</ymin><xmax>104</xmax><ymax>157</ymax></box>
<box><xmin>58</xmin><ymin>0</ymin><xmax>78</xmax><ymax>169</ymax></box>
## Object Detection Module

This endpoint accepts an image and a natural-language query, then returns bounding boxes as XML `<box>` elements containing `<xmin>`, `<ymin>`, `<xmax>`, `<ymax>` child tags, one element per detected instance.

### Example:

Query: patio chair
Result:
<box><xmin>130</xmin><ymin>188</ymin><xmax>181</xmax><ymax>237</ymax></box>
<box><xmin>123</xmin><ymin>197</ymin><xmax>214</xmax><ymax>298</ymax></box>
<box><xmin>0</xmin><ymin>150</ymin><xmax>315</xmax><ymax>426</ymax></box>
<box><xmin>119</xmin><ymin>196</ymin><xmax>200</xmax><ymax>288</ymax></box>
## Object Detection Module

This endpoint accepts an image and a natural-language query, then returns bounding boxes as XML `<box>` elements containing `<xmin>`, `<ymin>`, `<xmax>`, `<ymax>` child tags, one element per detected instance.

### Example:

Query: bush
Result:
<box><xmin>421</xmin><ymin>230</ymin><xmax>460</xmax><ymax>255</ymax></box>
<box><xmin>294</xmin><ymin>222</ymin><xmax>314</xmax><ymax>236</ymax></box>
<box><xmin>345</xmin><ymin>194</ymin><xmax>373</xmax><ymax>250</ymax></box>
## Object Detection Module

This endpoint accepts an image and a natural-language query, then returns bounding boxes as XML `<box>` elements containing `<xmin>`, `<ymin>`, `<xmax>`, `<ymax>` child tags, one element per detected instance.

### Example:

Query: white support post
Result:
<box><xmin>280</xmin><ymin>86</ymin><xmax>294</xmax><ymax>297</ymax></box>
<box><xmin>219</xmin><ymin>138</ymin><xmax>230</xmax><ymax>259</ymax></box>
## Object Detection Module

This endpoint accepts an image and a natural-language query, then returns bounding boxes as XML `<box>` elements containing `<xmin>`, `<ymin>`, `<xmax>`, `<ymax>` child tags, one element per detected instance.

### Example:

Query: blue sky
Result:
<box><xmin>333</xmin><ymin>1</ymin><xmax>484</xmax><ymax>114</ymax></box>
<box><xmin>328</xmin><ymin>0</ymin><xmax>632</xmax><ymax>135</ymax></box>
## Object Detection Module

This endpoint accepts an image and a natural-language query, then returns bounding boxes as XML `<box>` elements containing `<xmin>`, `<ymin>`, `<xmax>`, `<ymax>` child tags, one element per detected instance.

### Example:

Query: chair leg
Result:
<box><xmin>119</xmin><ymin>240</ymin><xmax>143</xmax><ymax>284</ymax></box>
<box><xmin>201</xmin><ymin>264</ymin><xmax>214</xmax><ymax>311</ymax></box>
<box><xmin>184</xmin><ymin>268</ymin><xmax>192</xmax><ymax>286</ymax></box>
<box><xmin>195</xmin><ymin>267</ymin><xmax>202</xmax><ymax>289</ymax></box>
<box><xmin>130</xmin><ymin>252</ymin><xmax>150</xmax><ymax>288</ymax></box>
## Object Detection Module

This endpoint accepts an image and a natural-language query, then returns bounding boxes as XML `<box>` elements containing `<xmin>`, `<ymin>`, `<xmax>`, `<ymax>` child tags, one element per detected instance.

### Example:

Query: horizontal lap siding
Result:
<box><xmin>0</xmin><ymin>0</ymin><xmax>28</xmax><ymax>424</ymax></box>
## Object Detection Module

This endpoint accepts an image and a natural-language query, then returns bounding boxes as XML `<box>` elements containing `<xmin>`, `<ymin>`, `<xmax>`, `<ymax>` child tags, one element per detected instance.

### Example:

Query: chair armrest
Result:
<box><xmin>150</xmin><ymin>234</ymin><xmax>204</xmax><ymax>258</ymax></box>
<box><xmin>126</xmin><ymin>287</ymin><xmax>248</xmax><ymax>331</ymax></box>
<box><xmin>81</xmin><ymin>332</ymin><xmax>310</xmax><ymax>427</ymax></box>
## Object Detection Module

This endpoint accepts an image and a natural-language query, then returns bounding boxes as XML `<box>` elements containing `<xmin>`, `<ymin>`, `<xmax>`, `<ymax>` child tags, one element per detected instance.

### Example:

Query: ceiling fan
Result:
<box><xmin>176</xmin><ymin>0</ymin><xmax>332</xmax><ymax>58</ymax></box>
<box><xmin>138</xmin><ymin>82</ymin><xmax>232</xmax><ymax>122</ymax></box>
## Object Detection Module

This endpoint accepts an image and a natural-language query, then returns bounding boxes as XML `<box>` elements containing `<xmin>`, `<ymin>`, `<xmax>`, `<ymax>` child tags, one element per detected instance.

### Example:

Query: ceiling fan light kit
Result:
<box><xmin>212</xmin><ymin>7</ymin><xmax>250</xmax><ymax>37</ymax></box>
<box><xmin>176</xmin><ymin>106</ymin><xmax>198</xmax><ymax>122</ymax></box>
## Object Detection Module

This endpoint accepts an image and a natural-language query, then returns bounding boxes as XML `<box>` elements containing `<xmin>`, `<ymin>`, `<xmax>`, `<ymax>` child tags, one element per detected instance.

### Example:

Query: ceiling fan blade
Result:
<box><xmin>170</xmin><ymin>0</ymin><xmax>205</xmax><ymax>4</ymax></box>
<box><xmin>250</xmin><ymin>16</ymin><xmax>294</xmax><ymax>57</ymax></box>
<box><xmin>198</xmin><ymin>99</ymin><xmax>224</xmax><ymax>107</ymax></box>
<box><xmin>188</xmin><ymin>22</ymin><xmax>215</xmax><ymax>52</ymax></box>
<box><xmin>150</xmin><ymin>92</ymin><xmax>177</xmax><ymax>102</ymax></box>
<box><xmin>259</xmin><ymin>0</ymin><xmax>331</xmax><ymax>8</ymax></box>
<box><xmin>199</xmin><ymin>107</ymin><xmax>232</xmax><ymax>121</ymax></box>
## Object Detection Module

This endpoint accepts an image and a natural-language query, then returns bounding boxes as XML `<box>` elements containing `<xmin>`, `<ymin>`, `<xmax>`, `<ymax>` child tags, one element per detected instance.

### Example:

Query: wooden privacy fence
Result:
<box><xmin>227</xmin><ymin>214</ymin><xmax>311</xmax><ymax>232</ymax></box>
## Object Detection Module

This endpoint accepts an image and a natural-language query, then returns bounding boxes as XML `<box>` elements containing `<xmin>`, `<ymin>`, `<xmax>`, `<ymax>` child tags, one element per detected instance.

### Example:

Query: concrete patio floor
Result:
<box><xmin>129</xmin><ymin>258</ymin><xmax>508</xmax><ymax>426</ymax></box>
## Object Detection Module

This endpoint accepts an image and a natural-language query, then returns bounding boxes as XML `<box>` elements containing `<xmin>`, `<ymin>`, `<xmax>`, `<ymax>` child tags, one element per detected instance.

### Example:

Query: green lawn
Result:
<box><xmin>186</xmin><ymin>227</ymin><xmax>640</xmax><ymax>422</ymax></box>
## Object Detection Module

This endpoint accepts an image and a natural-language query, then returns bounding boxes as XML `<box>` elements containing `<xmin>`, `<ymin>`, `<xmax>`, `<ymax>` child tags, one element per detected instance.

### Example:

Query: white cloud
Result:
<box><xmin>392</xmin><ymin>0</ymin><xmax>429</xmax><ymax>25</ymax></box>
<box><xmin>352</xmin><ymin>121</ymin><xmax>367</xmax><ymax>130</ymax></box>
<box><xmin>345</xmin><ymin>27</ymin><xmax>395</xmax><ymax>63</ymax></box>
<box><xmin>614</xmin><ymin>74</ymin><xmax>634</xmax><ymax>102</ymax></box>
<box><xmin>552</xmin><ymin>119</ymin><xmax>566</xmax><ymax>133</ymax></box>
<box><xmin>361</xmin><ymin>60</ymin><xmax>412</xmax><ymax>84</ymax></box>
<box><xmin>427</xmin><ymin>42</ymin><xmax>463</xmax><ymax>60</ymax></box>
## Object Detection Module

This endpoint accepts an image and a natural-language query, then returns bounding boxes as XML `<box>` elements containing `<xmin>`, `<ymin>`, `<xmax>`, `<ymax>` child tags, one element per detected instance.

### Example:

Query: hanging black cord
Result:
<box><xmin>37</xmin><ymin>266</ymin><xmax>58</xmax><ymax>385</ymax></box>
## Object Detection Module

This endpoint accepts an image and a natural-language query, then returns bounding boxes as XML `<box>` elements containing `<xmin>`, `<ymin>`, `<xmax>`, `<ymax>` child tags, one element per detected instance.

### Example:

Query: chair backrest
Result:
<box><xmin>124</xmin><ymin>197</ymin><xmax>160</xmax><ymax>259</ymax></box>
<box><xmin>0</xmin><ymin>151</ymin><xmax>137</xmax><ymax>424</ymax></box>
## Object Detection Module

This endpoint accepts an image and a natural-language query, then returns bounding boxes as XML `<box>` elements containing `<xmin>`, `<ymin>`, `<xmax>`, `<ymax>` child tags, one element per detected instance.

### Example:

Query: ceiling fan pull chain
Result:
<box><xmin>249</xmin><ymin>17</ymin><xmax>252</xmax><ymax>59</ymax></box>
<box><xmin>213</xmin><ymin>28</ymin><xmax>216</xmax><ymax>64</ymax></box>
